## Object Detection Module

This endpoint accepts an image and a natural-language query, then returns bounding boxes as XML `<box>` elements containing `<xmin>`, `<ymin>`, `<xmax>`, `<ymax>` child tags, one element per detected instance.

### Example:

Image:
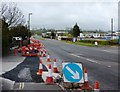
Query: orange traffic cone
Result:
<box><xmin>94</xmin><ymin>80</ymin><xmax>100</xmax><ymax>92</ymax></box>
<box><xmin>37</xmin><ymin>59</ymin><xmax>43</xmax><ymax>75</ymax></box>
<box><xmin>43</xmin><ymin>48</ymin><xmax>46</xmax><ymax>53</ymax></box>
<box><xmin>42</xmin><ymin>51</ymin><xmax>46</xmax><ymax>57</ymax></box>
<box><xmin>45</xmin><ymin>64</ymin><xmax>53</xmax><ymax>84</ymax></box>
<box><xmin>53</xmin><ymin>58</ymin><xmax>58</xmax><ymax>73</ymax></box>
<box><xmin>80</xmin><ymin>68</ymin><xmax>92</xmax><ymax>90</ymax></box>
<box><xmin>47</xmin><ymin>53</ymin><xmax>50</xmax><ymax>62</ymax></box>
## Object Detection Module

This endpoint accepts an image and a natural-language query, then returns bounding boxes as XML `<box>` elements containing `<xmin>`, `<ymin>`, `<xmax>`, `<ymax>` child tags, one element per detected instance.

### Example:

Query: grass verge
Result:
<box><xmin>39</xmin><ymin>37</ymin><xmax>45</xmax><ymax>40</ymax></box>
<box><xmin>62</xmin><ymin>40</ymin><xmax>118</xmax><ymax>47</ymax></box>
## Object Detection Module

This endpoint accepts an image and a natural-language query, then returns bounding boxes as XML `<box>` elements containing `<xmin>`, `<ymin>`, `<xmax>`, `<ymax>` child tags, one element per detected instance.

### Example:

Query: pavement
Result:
<box><xmin>1</xmin><ymin>52</ymin><xmax>25</xmax><ymax>75</ymax></box>
<box><xmin>35</xmin><ymin>36</ymin><xmax>119</xmax><ymax>91</ymax></box>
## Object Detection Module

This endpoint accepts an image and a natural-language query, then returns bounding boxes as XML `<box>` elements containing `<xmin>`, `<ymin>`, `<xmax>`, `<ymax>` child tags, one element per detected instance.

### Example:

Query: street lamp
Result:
<box><xmin>28</xmin><ymin>13</ymin><xmax>32</xmax><ymax>30</ymax></box>
<box><xmin>27</xmin><ymin>13</ymin><xmax>32</xmax><ymax>44</ymax></box>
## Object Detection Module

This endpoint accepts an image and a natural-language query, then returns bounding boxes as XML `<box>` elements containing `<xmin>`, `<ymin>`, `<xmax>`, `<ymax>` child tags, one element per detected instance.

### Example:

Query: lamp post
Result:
<box><xmin>28</xmin><ymin>13</ymin><xmax>32</xmax><ymax>37</ymax></box>
<box><xmin>27</xmin><ymin>13</ymin><xmax>32</xmax><ymax>44</ymax></box>
<box><xmin>111</xmin><ymin>18</ymin><xmax>113</xmax><ymax>40</ymax></box>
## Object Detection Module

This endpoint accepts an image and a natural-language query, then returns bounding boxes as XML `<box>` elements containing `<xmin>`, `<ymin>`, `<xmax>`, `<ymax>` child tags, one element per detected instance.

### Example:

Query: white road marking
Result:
<box><xmin>86</xmin><ymin>59</ymin><xmax>100</xmax><ymax>64</ymax></box>
<box><xmin>70</xmin><ymin>54</ymin><xmax>100</xmax><ymax>64</ymax></box>
<box><xmin>19</xmin><ymin>83</ymin><xmax>22</xmax><ymax>89</ymax></box>
<box><xmin>70</xmin><ymin>53</ymin><xmax>113</xmax><ymax>68</ymax></box>
<box><xmin>103</xmin><ymin>50</ymin><xmax>111</xmax><ymax>53</ymax></box>
<box><xmin>21</xmin><ymin>82</ymin><xmax>24</xmax><ymax>89</ymax></box>
<box><xmin>19</xmin><ymin>82</ymin><xmax>24</xmax><ymax>89</ymax></box>
<box><xmin>107</xmin><ymin>65</ymin><xmax>111</xmax><ymax>68</ymax></box>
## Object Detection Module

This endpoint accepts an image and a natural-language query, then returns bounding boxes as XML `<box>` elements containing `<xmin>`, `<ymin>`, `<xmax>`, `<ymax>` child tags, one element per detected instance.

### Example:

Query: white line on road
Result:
<box><xmin>19</xmin><ymin>82</ymin><xmax>24</xmax><ymax>89</ymax></box>
<box><xmin>86</xmin><ymin>59</ymin><xmax>100</xmax><ymax>64</ymax></box>
<box><xmin>19</xmin><ymin>83</ymin><xmax>22</xmax><ymax>89</ymax></box>
<box><xmin>107</xmin><ymin>65</ymin><xmax>111</xmax><ymax>68</ymax></box>
<box><xmin>103</xmin><ymin>50</ymin><xmax>111</xmax><ymax>53</ymax></box>
<box><xmin>70</xmin><ymin>53</ymin><xmax>113</xmax><ymax>68</ymax></box>
<box><xmin>21</xmin><ymin>82</ymin><xmax>24</xmax><ymax>89</ymax></box>
<box><xmin>70</xmin><ymin>54</ymin><xmax>100</xmax><ymax>64</ymax></box>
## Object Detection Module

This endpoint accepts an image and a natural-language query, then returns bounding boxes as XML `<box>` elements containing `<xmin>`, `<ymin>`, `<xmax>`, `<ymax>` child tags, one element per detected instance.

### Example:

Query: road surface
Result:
<box><xmin>36</xmin><ymin>37</ymin><xmax>118</xmax><ymax>90</ymax></box>
<box><xmin>1</xmin><ymin>36</ymin><xmax>119</xmax><ymax>91</ymax></box>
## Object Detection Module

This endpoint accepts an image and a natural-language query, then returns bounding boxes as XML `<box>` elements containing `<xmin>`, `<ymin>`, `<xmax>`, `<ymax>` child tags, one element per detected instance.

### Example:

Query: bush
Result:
<box><xmin>79</xmin><ymin>39</ymin><xmax>118</xmax><ymax>45</ymax></box>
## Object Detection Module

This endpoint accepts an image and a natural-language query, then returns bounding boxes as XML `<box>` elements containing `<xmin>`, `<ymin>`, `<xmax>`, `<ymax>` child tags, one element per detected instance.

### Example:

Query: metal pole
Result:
<box><xmin>111</xmin><ymin>18</ymin><xmax>113</xmax><ymax>40</ymax></box>
<box><xmin>28</xmin><ymin>13</ymin><xmax>32</xmax><ymax>37</ymax></box>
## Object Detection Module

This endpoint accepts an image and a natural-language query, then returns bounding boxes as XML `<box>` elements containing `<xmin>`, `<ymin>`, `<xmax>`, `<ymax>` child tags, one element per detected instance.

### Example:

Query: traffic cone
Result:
<box><xmin>42</xmin><ymin>51</ymin><xmax>46</xmax><ymax>57</ymax></box>
<box><xmin>80</xmin><ymin>68</ymin><xmax>92</xmax><ymax>90</ymax></box>
<box><xmin>43</xmin><ymin>48</ymin><xmax>46</xmax><ymax>53</ymax></box>
<box><xmin>94</xmin><ymin>80</ymin><xmax>100</xmax><ymax>92</ymax></box>
<box><xmin>45</xmin><ymin>64</ymin><xmax>53</xmax><ymax>84</ymax></box>
<box><xmin>47</xmin><ymin>53</ymin><xmax>50</xmax><ymax>62</ymax></box>
<box><xmin>53</xmin><ymin>58</ymin><xmax>58</xmax><ymax>73</ymax></box>
<box><xmin>37</xmin><ymin>59</ymin><xmax>43</xmax><ymax>76</ymax></box>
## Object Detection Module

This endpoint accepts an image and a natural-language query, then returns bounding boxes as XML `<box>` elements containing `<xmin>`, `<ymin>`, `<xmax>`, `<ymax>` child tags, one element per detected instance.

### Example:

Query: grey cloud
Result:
<box><xmin>17</xmin><ymin>2</ymin><xmax>118</xmax><ymax>31</ymax></box>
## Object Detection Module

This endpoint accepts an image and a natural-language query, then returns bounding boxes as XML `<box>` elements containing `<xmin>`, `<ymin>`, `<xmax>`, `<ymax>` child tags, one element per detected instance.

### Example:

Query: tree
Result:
<box><xmin>0</xmin><ymin>2</ymin><xmax>25</xmax><ymax>28</ymax></box>
<box><xmin>10</xmin><ymin>25</ymin><xmax>31</xmax><ymax>40</ymax></box>
<box><xmin>51</xmin><ymin>31</ymin><xmax>55</xmax><ymax>39</ymax></box>
<box><xmin>1</xmin><ymin>19</ymin><xmax>10</xmax><ymax>55</ymax></box>
<box><xmin>72</xmin><ymin>23</ymin><xmax>80</xmax><ymax>37</ymax></box>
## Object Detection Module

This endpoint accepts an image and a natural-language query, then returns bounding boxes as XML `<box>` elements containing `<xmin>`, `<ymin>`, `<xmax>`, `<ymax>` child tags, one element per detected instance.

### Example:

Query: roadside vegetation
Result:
<box><xmin>1</xmin><ymin>2</ymin><xmax>31</xmax><ymax>56</ymax></box>
<box><xmin>62</xmin><ymin>39</ymin><xmax>118</xmax><ymax>47</ymax></box>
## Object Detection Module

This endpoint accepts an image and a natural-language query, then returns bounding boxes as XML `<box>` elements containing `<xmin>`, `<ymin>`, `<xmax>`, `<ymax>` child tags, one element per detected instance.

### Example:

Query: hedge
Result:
<box><xmin>79</xmin><ymin>39</ymin><xmax>118</xmax><ymax>45</ymax></box>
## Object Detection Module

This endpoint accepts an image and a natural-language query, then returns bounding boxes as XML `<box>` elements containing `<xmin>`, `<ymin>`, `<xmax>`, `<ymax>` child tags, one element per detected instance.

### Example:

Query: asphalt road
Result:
<box><xmin>36</xmin><ymin>37</ymin><xmax>119</xmax><ymax>90</ymax></box>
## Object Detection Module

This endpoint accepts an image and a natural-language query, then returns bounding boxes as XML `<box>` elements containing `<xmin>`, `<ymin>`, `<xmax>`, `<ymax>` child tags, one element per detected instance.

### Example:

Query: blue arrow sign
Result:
<box><xmin>63</xmin><ymin>63</ymin><xmax>83</xmax><ymax>83</ymax></box>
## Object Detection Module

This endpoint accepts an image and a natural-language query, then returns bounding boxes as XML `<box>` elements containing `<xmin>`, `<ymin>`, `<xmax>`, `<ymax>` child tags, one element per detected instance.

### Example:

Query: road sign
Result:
<box><xmin>62</xmin><ymin>62</ymin><xmax>84</xmax><ymax>83</ymax></box>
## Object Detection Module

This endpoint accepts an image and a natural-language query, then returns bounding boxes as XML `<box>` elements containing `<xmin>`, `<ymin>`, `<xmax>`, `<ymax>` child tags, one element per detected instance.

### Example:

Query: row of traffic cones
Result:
<box><xmin>37</xmin><ymin>58</ymin><xmax>59</xmax><ymax>75</ymax></box>
<box><xmin>37</xmin><ymin>57</ymin><xmax>59</xmax><ymax>84</ymax></box>
<box><xmin>80</xmin><ymin>68</ymin><xmax>100</xmax><ymax>91</ymax></box>
<box><xmin>37</xmin><ymin>52</ymin><xmax>99</xmax><ymax>91</ymax></box>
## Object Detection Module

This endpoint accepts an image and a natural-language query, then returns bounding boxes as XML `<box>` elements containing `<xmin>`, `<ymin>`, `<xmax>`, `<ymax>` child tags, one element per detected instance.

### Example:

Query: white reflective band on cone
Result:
<box><xmin>84</xmin><ymin>73</ymin><xmax>88</xmax><ymax>82</ymax></box>
<box><xmin>39</xmin><ymin>63</ymin><xmax>43</xmax><ymax>69</ymax></box>
<box><xmin>53</xmin><ymin>62</ymin><xmax>57</xmax><ymax>67</ymax></box>
<box><xmin>30</xmin><ymin>47</ymin><xmax>32</xmax><ymax>50</ymax></box>
<box><xmin>47</xmin><ymin>55</ymin><xmax>50</xmax><ymax>58</ymax></box>
<box><xmin>48</xmin><ymin>69</ymin><xmax>52</xmax><ymax>77</ymax></box>
<box><xmin>94</xmin><ymin>89</ymin><xmax>99</xmax><ymax>92</ymax></box>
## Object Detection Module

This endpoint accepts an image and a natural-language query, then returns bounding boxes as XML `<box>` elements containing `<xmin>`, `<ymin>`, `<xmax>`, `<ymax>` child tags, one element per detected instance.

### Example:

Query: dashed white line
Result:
<box><xmin>86</xmin><ymin>59</ymin><xmax>100</xmax><ymax>64</ymax></box>
<box><xmin>70</xmin><ymin>53</ymin><xmax>113</xmax><ymax>68</ymax></box>
<box><xmin>107</xmin><ymin>65</ymin><xmax>111</xmax><ymax>68</ymax></box>
<box><xmin>70</xmin><ymin>54</ymin><xmax>100</xmax><ymax>64</ymax></box>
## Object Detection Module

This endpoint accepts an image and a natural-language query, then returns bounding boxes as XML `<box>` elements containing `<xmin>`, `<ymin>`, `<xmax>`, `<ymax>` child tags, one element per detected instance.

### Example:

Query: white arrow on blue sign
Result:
<box><xmin>62</xmin><ymin>62</ymin><xmax>84</xmax><ymax>83</ymax></box>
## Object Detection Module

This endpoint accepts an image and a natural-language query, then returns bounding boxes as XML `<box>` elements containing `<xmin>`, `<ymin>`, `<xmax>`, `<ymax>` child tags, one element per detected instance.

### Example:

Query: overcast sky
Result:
<box><xmin>2</xmin><ymin>0</ymin><xmax>119</xmax><ymax>31</ymax></box>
